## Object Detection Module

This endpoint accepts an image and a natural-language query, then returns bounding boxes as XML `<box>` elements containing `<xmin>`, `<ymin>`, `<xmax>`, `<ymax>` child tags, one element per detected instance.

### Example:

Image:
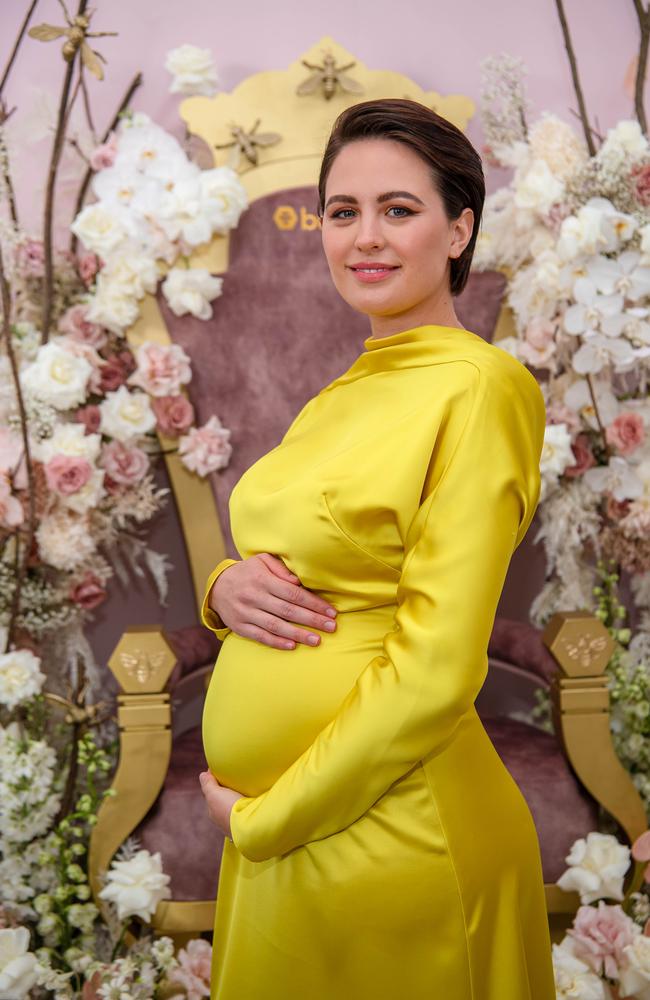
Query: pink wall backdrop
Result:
<box><xmin>0</xmin><ymin>0</ymin><xmax>638</xmax><ymax>235</ymax></box>
<box><xmin>0</xmin><ymin>0</ymin><xmax>637</xmax><ymax>669</ymax></box>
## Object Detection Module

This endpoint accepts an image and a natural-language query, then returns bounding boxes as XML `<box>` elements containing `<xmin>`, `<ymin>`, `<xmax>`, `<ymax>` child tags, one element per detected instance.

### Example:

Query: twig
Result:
<box><xmin>567</xmin><ymin>106</ymin><xmax>604</xmax><ymax>144</ymax></box>
<box><xmin>80</xmin><ymin>65</ymin><xmax>97</xmax><ymax>142</ymax></box>
<box><xmin>70</xmin><ymin>71</ymin><xmax>143</xmax><ymax>255</ymax></box>
<box><xmin>0</xmin><ymin>118</ymin><xmax>19</xmax><ymax>228</ymax></box>
<box><xmin>41</xmin><ymin>0</ymin><xmax>90</xmax><ymax>344</ymax></box>
<box><xmin>554</xmin><ymin>0</ymin><xmax>597</xmax><ymax>155</ymax></box>
<box><xmin>632</xmin><ymin>0</ymin><xmax>650</xmax><ymax>135</ymax></box>
<box><xmin>0</xmin><ymin>0</ymin><xmax>39</xmax><ymax>98</ymax></box>
<box><xmin>0</xmin><ymin>240</ymin><xmax>37</xmax><ymax>649</ymax></box>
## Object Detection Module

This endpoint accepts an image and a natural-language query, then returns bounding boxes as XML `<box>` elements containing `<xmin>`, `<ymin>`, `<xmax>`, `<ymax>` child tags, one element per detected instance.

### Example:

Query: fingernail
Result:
<box><xmin>307</xmin><ymin>634</ymin><xmax>320</xmax><ymax>645</ymax></box>
<box><xmin>323</xmin><ymin>620</ymin><xmax>336</xmax><ymax>631</ymax></box>
<box><xmin>326</xmin><ymin>608</ymin><xmax>337</xmax><ymax>618</ymax></box>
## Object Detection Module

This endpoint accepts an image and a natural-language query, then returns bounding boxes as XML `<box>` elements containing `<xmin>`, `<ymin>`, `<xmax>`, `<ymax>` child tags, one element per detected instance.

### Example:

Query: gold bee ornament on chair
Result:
<box><xmin>296</xmin><ymin>51</ymin><xmax>364</xmax><ymax>101</ymax></box>
<box><xmin>214</xmin><ymin>119</ymin><xmax>283</xmax><ymax>170</ymax></box>
<box><xmin>28</xmin><ymin>1</ymin><xmax>117</xmax><ymax>80</ymax></box>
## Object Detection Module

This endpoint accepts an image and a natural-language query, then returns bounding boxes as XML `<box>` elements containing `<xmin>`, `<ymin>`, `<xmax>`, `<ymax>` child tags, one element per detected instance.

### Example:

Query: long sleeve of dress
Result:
<box><xmin>201</xmin><ymin>558</ymin><xmax>240</xmax><ymax>640</ymax></box>
<box><xmin>228</xmin><ymin>362</ymin><xmax>546</xmax><ymax>862</ymax></box>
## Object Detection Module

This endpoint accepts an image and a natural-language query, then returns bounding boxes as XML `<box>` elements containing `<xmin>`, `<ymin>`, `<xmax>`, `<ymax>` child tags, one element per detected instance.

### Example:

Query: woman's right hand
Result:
<box><xmin>207</xmin><ymin>553</ymin><xmax>338</xmax><ymax>650</ymax></box>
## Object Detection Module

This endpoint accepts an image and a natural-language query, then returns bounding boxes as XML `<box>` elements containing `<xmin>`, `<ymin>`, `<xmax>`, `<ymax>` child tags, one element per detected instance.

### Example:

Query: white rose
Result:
<box><xmin>70</xmin><ymin>202</ymin><xmax>130</xmax><ymax>257</ymax></box>
<box><xmin>514</xmin><ymin>158</ymin><xmax>565</xmax><ymax>215</ymax></box>
<box><xmin>100</xmin><ymin>254</ymin><xmax>159</xmax><ymax>300</ymax></box>
<box><xmin>556</xmin><ymin>831</ymin><xmax>631</xmax><ymax>904</ymax></box>
<box><xmin>61</xmin><ymin>466</ymin><xmax>106</xmax><ymax>515</ymax></box>
<box><xmin>165</xmin><ymin>44</ymin><xmax>219</xmax><ymax>97</ymax></box>
<box><xmin>85</xmin><ymin>274</ymin><xmax>140</xmax><ymax>335</ymax></box>
<box><xmin>0</xmin><ymin>927</ymin><xmax>39</xmax><ymax>999</ymax></box>
<box><xmin>552</xmin><ymin>938</ymin><xmax>611</xmax><ymax>1000</ymax></box>
<box><xmin>21</xmin><ymin>342</ymin><xmax>92</xmax><ymax>410</ymax></box>
<box><xmin>98</xmin><ymin>849</ymin><xmax>171</xmax><ymax>921</ymax></box>
<box><xmin>199</xmin><ymin>166</ymin><xmax>248</xmax><ymax>234</ymax></box>
<box><xmin>619</xmin><ymin>933</ymin><xmax>650</xmax><ymax>999</ymax></box>
<box><xmin>0</xmin><ymin>650</ymin><xmax>45</xmax><ymax>710</ymax></box>
<box><xmin>162</xmin><ymin>266</ymin><xmax>223</xmax><ymax>320</ymax></box>
<box><xmin>541</xmin><ymin>423</ymin><xmax>575</xmax><ymax>478</ymax></box>
<box><xmin>99</xmin><ymin>385</ymin><xmax>156</xmax><ymax>441</ymax></box>
<box><xmin>36</xmin><ymin>422</ymin><xmax>101</xmax><ymax>464</ymax></box>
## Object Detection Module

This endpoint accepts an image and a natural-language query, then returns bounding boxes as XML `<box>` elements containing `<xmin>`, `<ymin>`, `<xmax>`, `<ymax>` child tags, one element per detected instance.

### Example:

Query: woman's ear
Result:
<box><xmin>449</xmin><ymin>207</ymin><xmax>474</xmax><ymax>259</ymax></box>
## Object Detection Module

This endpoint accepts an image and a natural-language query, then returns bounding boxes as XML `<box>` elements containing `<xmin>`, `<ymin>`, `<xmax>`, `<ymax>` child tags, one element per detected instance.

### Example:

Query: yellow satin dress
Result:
<box><xmin>201</xmin><ymin>323</ymin><xmax>556</xmax><ymax>1000</ymax></box>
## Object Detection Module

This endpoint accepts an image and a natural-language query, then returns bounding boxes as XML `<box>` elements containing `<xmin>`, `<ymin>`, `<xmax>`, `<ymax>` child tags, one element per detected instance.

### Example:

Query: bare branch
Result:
<box><xmin>632</xmin><ymin>0</ymin><xmax>650</xmax><ymax>135</ymax></box>
<box><xmin>554</xmin><ymin>0</ymin><xmax>597</xmax><ymax>155</ymax></box>
<box><xmin>0</xmin><ymin>0</ymin><xmax>40</xmax><ymax>99</ymax></box>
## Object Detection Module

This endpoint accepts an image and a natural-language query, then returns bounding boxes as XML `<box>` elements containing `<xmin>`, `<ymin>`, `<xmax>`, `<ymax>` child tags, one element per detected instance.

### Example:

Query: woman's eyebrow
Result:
<box><xmin>324</xmin><ymin>190</ymin><xmax>426</xmax><ymax>210</ymax></box>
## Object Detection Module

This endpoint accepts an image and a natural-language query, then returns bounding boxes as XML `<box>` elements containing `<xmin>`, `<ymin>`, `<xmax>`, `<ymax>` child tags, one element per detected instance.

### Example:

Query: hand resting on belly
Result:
<box><xmin>207</xmin><ymin>552</ymin><xmax>338</xmax><ymax>650</ymax></box>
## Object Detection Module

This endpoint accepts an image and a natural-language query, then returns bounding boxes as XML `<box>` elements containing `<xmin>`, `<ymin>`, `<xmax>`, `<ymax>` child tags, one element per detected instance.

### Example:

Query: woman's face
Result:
<box><xmin>320</xmin><ymin>138</ymin><xmax>474</xmax><ymax>336</ymax></box>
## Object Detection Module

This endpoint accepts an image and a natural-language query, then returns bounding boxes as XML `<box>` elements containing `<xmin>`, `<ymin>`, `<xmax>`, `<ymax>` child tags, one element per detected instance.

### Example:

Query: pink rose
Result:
<box><xmin>568</xmin><ymin>901</ymin><xmax>640</xmax><ymax>979</ymax></box>
<box><xmin>97</xmin><ymin>354</ymin><xmax>132</xmax><ymax>394</ymax></box>
<box><xmin>152</xmin><ymin>395</ymin><xmax>195</xmax><ymax>437</ymax></box>
<box><xmin>70</xmin><ymin>571</ymin><xmax>107</xmax><ymax>610</ymax></box>
<box><xmin>178</xmin><ymin>415</ymin><xmax>232</xmax><ymax>477</ymax></box>
<box><xmin>168</xmin><ymin>939</ymin><xmax>212</xmax><ymax>1000</ymax></box>
<box><xmin>89</xmin><ymin>132</ymin><xmax>118</xmax><ymax>171</ymax></box>
<box><xmin>100</xmin><ymin>440</ymin><xmax>149</xmax><ymax>485</ymax></box>
<box><xmin>564</xmin><ymin>434</ymin><xmax>597</xmax><ymax>478</ymax></box>
<box><xmin>0</xmin><ymin>473</ymin><xmax>24</xmax><ymax>528</ymax></box>
<box><xmin>632</xmin><ymin>829</ymin><xmax>650</xmax><ymax>882</ymax></box>
<box><xmin>631</xmin><ymin>162</ymin><xmax>650</xmax><ymax>207</ymax></box>
<box><xmin>15</xmin><ymin>238</ymin><xmax>45</xmax><ymax>278</ymax></box>
<box><xmin>78</xmin><ymin>251</ymin><xmax>100</xmax><ymax>286</ymax></box>
<box><xmin>75</xmin><ymin>405</ymin><xmax>102</xmax><ymax>435</ymax></box>
<box><xmin>606</xmin><ymin>495</ymin><xmax>630</xmax><ymax>520</ymax></box>
<box><xmin>606</xmin><ymin>413</ymin><xmax>645</xmax><ymax>455</ymax></box>
<box><xmin>58</xmin><ymin>304</ymin><xmax>107</xmax><ymax>349</ymax></box>
<box><xmin>128</xmin><ymin>342</ymin><xmax>192</xmax><ymax>397</ymax></box>
<box><xmin>44</xmin><ymin>455</ymin><xmax>92</xmax><ymax>495</ymax></box>
<box><xmin>0</xmin><ymin>428</ymin><xmax>28</xmax><ymax>489</ymax></box>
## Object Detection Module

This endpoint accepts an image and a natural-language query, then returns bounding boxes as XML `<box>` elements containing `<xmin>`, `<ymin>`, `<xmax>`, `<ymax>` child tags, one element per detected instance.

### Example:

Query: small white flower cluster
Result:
<box><xmin>71</xmin><ymin>111</ymin><xmax>246</xmax><ymax>331</ymax></box>
<box><xmin>0</xmin><ymin>722</ymin><xmax>61</xmax><ymax>846</ymax></box>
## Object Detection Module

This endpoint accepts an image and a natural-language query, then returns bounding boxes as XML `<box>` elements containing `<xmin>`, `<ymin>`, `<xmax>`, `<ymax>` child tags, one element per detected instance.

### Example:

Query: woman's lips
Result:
<box><xmin>347</xmin><ymin>264</ymin><xmax>400</xmax><ymax>284</ymax></box>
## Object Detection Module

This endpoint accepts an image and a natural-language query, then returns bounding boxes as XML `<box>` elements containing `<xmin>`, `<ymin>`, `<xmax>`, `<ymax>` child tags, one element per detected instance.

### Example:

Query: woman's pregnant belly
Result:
<box><xmin>202</xmin><ymin>604</ymin><xmax>396</xmax><ymax>797</ymax></box>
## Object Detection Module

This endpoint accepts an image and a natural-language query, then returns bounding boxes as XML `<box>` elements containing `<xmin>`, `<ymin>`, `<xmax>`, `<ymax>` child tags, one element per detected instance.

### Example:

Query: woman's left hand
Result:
<box><xmin>199</xmin><ymin>770</ymin><xmax>245</xmax><ymax>840</ymax></box>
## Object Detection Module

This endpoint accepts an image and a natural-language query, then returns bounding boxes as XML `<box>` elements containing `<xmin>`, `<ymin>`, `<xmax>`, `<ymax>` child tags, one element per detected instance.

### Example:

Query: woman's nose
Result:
<box><xmin>354</xmin><ymin>218</ymin><xmax>385</xmax><ymax>253</ymax></box>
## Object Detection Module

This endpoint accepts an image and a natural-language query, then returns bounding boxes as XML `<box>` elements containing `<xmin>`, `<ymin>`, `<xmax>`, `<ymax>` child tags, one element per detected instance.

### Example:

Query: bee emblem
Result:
<box><xmin>28</xmin><ymin>1</ymin><xmax>117</xmax><ymax>81</ymax></box>
<box><xmin>296</xmin><ymin>51</ymin><xmax>364</xmax><ymax>101</ymax></box>
<box><xmin>120</xmin><ymin>649</ymin><xmax>168</xmax><ymax>686</ymax></box>
<box><xmin>214</xmin><ymin>119</ymin><xmax>282</xmax><ymax>170</ymax></box>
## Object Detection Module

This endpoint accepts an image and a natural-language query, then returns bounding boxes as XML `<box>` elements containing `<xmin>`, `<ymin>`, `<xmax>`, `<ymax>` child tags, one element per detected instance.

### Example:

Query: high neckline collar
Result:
<box><xmin>363</xmin><ymin>324</ymin><xmax>484</xmax><ymax>352</ymax></box>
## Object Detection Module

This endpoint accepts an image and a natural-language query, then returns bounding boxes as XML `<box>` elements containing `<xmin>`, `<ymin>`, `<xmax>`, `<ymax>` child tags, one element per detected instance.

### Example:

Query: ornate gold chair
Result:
<box><xmin>88</xmin><ymin>39</ymin><xmax>647</xmax><ymax>944</ymax></box>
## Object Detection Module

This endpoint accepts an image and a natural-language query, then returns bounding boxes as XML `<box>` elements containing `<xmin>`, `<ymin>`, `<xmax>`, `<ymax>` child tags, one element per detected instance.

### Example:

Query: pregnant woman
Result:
<box><xmin>198</xmin><ymin>97</ymin><xmax>556</xmax><ymax>999</ymax></box>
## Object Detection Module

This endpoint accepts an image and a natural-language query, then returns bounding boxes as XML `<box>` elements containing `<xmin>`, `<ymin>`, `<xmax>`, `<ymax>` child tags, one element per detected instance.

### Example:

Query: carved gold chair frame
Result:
<box><xmin>88</xmin><ymin>38</ymin><xmax>648</xmax><ymax>943</ymax></box>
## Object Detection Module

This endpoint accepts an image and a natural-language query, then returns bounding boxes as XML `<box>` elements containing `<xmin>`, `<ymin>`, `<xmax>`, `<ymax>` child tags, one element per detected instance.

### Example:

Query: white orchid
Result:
<box><xmin>583</xmin><ymin>456</ymin><xmax>644</xmax><ymax>502</ymax></box>
<box><xmin>541</xmin><ymin>422</ymin><xmax>575</xmax><ymax>479</ymax></box>
<box><xmin>563</xmin><ymin>276</ymin><xmax>623</xmax><ymax>339</ymax></box>
<box><xmin>563</xmin><ymin>379</ymin><xmax>619</xmax><ymax>430</ymax></box>
<box><xmin>556</xmin><ymin>831</ymin><xmax>631</xmax><ymax>903</ymax></box>
<box><xmin>588</xmin><ymin>250</ymin><xmax>650</xmax><ymax>303</ymax></box>
<box><xmin>571</xmin><ymin>332</ymin><xmax>637</xmax><ymax>375</ymax></box>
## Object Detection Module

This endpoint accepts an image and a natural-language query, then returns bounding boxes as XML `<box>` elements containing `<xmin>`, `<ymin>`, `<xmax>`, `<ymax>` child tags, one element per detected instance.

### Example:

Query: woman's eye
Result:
<box><xmin>387</xmin><ymin>206</ymin><xmax>413</xmax><ymax>218</ymax></box>
<box><xmin>331</xmin><ymin>208</ymin><xmax>356</xmax><ymax>219</ymax></box>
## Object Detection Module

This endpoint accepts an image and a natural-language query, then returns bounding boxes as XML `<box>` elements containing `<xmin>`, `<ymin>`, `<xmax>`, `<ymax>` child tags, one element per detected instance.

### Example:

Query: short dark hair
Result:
<box><xmin>317</xmin><ymin>97</ymin><xmax>485</xmax><ymax>296</ymax></box>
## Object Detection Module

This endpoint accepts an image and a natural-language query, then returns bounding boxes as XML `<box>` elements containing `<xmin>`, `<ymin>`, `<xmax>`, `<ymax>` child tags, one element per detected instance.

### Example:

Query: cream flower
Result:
<box><xmin>199</xmin><ymin>166</ymin><xmax>248</xmax><ymax>234</ymax></box>
<box><xmin>99</xmin><ymin>385</ymin><xmax>156</xmax><ymax>441</ymax></box>
<box><xmin>161</xmin><ymin>267</ymin><xmax>223</xmax><ymax>320</ymax></box>
<box><xmin>619</xmin><ymin>933</ymin><xmax>650</xmax><ymax>999</ymax></box>
<box><xmin>597</xmin><ymin>119</ymin><xmax>649</xmax><ymax>164</ymax></box>
<box><xmin>36</xmin><ymin>421</ymin><xmax>101</xmax><ymax>465</ymax></box>
<box><xmin>165</xmin><ymin>44</ymin><xmax>219</xmax><ymax>97</ymax></box>
<box><xmin>70</xmin><ymin>202</ymin><xmax>130</xmax><ymax>257</ymax></box>
<box><xmin>98</xmin><ymin>849</ymin><xmax>171</xmax><ymax>921</ymax></box>
<box><xmin>513</xmin><ymin>157</ymin><xmax>565</xmax><ymax>215</ymax></box>
<box><xmin>85</xmin><ymin>274</ymin><xmax>140</xmax><ymax>336</ymax></box>
<box><xmin>128</xmin><ymin>342</ymin><xmax>192</xmax><ymax>397</ymax></box>
<box><xmin>552</xmin><ymin>939</ymin><xmax>611</xmax><ymax>1000</ymax></box>
<box><xmin>36</xmin><ymin>508</ymin><xmax>96</xmax><ymax>571</ymax></box>
<box><xmin>21</xmin><ymin>342</ymin><xmax>92</xmax><ymax>411</ymax></box>
<box><xmin>528</xmin><ymin>113</ymin><xmax>587</xmax><ymax>180</ymax></box>
<box><xmin>582</xmin><ymin>456</ymin><xmax>644</xmax><ymax>503</ymax></box>
<box><xmin>556</xmin><ymin>832</ymin><xmax>631</xmax><ymax>903</ymax></box>
<box><xmin>0</xmin><ymin>650</ymin><xmax>45</xmax><ymax>710</ymax></box>
<box><xmin>99</xmin><ymin>254</ymin><xmax>159</xmax><ymax>300</ymax></box>
<box><xmin>0</xmin><ymin>927</ymin><xmax>38</xmax><ymax>999</ymax></box>
<box><xmin>541</xmin><ymin>422</ymin><xmax>575</xmax><ymax>478</ymax></box>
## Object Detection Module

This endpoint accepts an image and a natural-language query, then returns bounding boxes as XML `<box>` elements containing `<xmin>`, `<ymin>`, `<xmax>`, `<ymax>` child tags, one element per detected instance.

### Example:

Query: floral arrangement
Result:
<box><xmin>475</xmin><ymin>47</ymin><xmax>650</xmax><ymax>813</ymax></box>
<box><xmin>553</xmin><ymin>829</ymin><xmax>650</xmax><ymax>999</ymax></box>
